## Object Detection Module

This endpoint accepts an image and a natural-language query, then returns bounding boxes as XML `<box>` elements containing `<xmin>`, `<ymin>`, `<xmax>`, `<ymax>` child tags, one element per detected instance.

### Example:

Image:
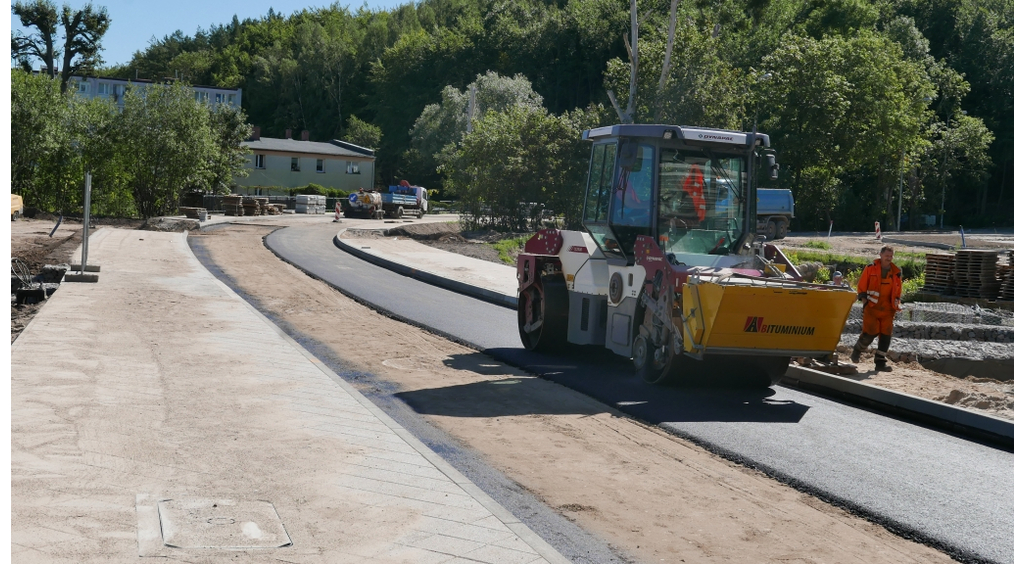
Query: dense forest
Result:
<box><xmin>96</xmin><ymin>0</ymin><xmax>1012</xmax><ymax>230</ymax></box>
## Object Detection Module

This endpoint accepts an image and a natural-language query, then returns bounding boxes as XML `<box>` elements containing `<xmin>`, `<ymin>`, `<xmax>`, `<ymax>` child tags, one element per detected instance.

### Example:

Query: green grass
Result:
<box><xmin>803</xmin><ymin>240</ymin><xmax>831</xmax><ymax>250</ymax></box>
<box><xmin>489</xmin><ymin>236</ymin><xmax>531</xmax><ymax>265</ymax></box>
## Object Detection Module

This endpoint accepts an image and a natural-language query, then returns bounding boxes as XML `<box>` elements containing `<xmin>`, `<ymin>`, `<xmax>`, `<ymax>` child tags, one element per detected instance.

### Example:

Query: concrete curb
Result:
<box><xmin>784</xmin><ymin>365</ymin><xmax>1012</xmax><ymax>447</ymax></box>
<box><xmin>193</xmin><ymin>231</ymin><xmax>572</xmax><ymax>564</ymax></box>
<box><xmin>330</xmin><ymin>232</ymin><xmax>1014</xmax><ymax>449</ymax></box>
<box><xmin>333</xmin><ymin>231</ymin><xmax>519</xmax><ymax>309</ymax></box>
<box><xmin>881</xmin><ymin>236</ymin><xmax>956</xmax><ymax>250</ymax></box>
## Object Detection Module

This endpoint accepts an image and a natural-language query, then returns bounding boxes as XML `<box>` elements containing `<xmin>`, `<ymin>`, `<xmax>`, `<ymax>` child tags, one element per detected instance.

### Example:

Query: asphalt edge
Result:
<box><xmin>333</xmin><ymin>230</ymin><xmax>1014</xmax><ymax>449</ymax></box>
<box><xmin>782</xmin><ymin>366</ymin><xmax>1013</xmax><ymax>448</ymax></box>
<box><xmin>185</xmin><ymin>228</ymin><xmax>572</xmax><ymax>564</ymax></box>
<box><xmin>334</xmin><ymin>232</ymin><xmax>519</xmax><ymax>309</ymax></box>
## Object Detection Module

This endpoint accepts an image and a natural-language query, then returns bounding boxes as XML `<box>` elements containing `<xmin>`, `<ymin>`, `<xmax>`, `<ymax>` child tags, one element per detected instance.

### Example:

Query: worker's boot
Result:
<box><xmin>850</xmin><ymin>333</ymin><xmax>873</xmax><ymax>363</ymax></box>
<box><xmin>874</xmin><ymin>334</ymin><xmax>893</xmax><ymax>372</ymax></box>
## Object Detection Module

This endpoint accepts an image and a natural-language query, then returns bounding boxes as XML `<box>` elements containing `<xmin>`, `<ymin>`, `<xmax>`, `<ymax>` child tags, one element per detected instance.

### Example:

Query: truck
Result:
<box><xmin>756</xmin><ymin>188</ymin><xmax>794</xmax><ymax>240</ymax></box>
<box><xmin>381</xmin><ymin>181</ymin><xmax>428</xmax><ymax>219</ymax></box>
<box><xmin>515</xmin><ymin>124</ymin><xmax>856</xmax><ymax>386</ymax></box>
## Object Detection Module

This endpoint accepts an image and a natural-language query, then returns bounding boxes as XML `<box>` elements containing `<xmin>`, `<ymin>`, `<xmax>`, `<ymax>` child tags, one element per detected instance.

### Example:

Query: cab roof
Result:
<box><xmin>582</xmin><ymin>124</ymin><xmax>770</xmax><ymax>148</ymax></box>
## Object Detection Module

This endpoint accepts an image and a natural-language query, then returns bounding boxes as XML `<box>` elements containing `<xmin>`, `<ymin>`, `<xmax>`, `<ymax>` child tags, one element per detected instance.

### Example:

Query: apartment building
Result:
<box><xmin>234</xmin><ymin>127</ymin><xmax>375</xmax><ymax>195</ymax></box>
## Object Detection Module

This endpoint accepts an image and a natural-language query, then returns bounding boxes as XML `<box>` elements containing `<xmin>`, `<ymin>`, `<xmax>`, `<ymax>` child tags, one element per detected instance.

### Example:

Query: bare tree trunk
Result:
<box><xmin>624</xmin><ymin>0</ymin><xmax>639</xmax><ymax>124</ymax></box>
<box><xmin>658</xmin><ymin>0</ymin><xmax>680</xmax><ymax>93</ymax></box>
<box><xmin>607</xmin><ymin>90</ymin><xmax>627</xmax><ymax>123</ymax></box>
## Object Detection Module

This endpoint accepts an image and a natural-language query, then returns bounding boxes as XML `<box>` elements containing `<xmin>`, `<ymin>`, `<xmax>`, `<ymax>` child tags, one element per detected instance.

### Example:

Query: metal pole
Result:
<box><xmin>467</xmin><ymin>85</ymin><xmax>476</xmax><ymax>133</ymax></box>
<box><xmin>81</xmin><ymin>172</ymin><xmax>92</xmax><ymax>272</ymax></box>
<box><xmin>897</xmin><ymin>148</ymin><xmax>904</xmax><ymax>232</ymax></box>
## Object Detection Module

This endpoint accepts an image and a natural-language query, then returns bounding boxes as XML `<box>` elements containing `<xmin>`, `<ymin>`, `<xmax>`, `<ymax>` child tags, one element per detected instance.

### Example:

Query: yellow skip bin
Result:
<box><xmin>679</xmin><ymin>280</ymin><xmax>857</xmax><ymax>358</ymax></box>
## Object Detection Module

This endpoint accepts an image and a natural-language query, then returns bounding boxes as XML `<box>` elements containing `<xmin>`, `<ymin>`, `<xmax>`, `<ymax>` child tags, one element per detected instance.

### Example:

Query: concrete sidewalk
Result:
<box><xmin>335</xmin><ymin>235</ymin><xmax>518</xmax><ymax>308</ymax></box>
<box><xmin>11</xmin><ymin>227</ymin><xmax>567</xmax><ymax>563</ymax></box>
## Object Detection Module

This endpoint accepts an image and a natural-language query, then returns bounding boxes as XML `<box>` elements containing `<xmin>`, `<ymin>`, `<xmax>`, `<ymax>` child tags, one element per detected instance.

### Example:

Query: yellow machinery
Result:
<box><xmin>11</xmin><ymin>194</ymin><xmax>24</xmax><ymax>220</ymax></box>
<box><xmin>516</xmin><ymin>124</ymin><xmax>855</xmax><ymax>385</ymax></box>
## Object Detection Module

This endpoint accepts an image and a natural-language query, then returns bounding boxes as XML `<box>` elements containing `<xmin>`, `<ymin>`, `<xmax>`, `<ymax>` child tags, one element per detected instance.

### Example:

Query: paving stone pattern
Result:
<box><xmin>11</xmin><ymin>228</ymin><xmax>563</xmax><ymax>564</ymax></box>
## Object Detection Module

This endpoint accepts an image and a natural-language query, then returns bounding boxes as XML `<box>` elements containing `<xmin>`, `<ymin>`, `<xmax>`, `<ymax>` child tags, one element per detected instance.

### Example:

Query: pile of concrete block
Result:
<box><xmin>295</xmin><ymin>194</ymin><xmax>326</xmax><ymax>214</ymax></box>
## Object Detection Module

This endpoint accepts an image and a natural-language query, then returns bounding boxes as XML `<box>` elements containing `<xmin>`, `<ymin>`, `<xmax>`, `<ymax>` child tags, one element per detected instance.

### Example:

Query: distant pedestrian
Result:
<box><xmin>833</xmin><ymin>271</ymin><xmax>844</xmax><ymax>286</ymax></box>
<box><xmin>850</xmin><ymin>246</ymin><xmax>902</xmax><ymax>371</ymax></box>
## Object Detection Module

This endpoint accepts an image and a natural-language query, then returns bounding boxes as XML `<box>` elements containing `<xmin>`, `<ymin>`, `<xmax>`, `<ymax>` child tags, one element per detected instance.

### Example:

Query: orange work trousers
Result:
<box><xmin>862</xmin><ymin>306</ymin><xmax>895</xmax><ymax>336</ymax></box>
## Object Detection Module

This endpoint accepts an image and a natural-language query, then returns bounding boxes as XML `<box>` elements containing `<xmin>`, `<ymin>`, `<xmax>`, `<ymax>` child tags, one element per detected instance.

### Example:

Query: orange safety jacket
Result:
<box><xmin>682</xmin><ymin>164</ymin><xmax>707</xmax><ymax>222</ymax></box>
<box><xmin>857</xmin><ymin>259</ymin><xmax>903</xmax><ymax>311</ymax></box>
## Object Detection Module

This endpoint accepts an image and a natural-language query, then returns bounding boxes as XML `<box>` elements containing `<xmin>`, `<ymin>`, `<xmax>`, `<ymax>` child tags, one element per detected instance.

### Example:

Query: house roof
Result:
<box><xmin>244</xmin><ymin>137</ymin><xmax>375</xmax><ymax>159</ymax></box>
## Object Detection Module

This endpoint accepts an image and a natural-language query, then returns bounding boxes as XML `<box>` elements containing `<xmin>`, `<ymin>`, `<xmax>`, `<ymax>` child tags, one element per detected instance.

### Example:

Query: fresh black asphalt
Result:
<box><xmin>215</xmin><ymin>222</ymin><xmax>1009</xmax><ymax>564</ymax></box>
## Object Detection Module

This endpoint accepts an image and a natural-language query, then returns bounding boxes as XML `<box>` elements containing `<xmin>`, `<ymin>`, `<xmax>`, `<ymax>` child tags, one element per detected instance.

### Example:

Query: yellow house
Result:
<box><xmin>235</xmin><ymin>128</ymin><xmax>375</xmax><ymax>195</ymax></box>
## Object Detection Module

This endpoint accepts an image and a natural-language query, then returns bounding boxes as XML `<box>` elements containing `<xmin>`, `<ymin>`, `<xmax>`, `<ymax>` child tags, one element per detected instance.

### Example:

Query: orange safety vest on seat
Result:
<box><xmin>682</xmin><ymin>164</ymin><xmax>707</xmax><ymax>222</ymax></box>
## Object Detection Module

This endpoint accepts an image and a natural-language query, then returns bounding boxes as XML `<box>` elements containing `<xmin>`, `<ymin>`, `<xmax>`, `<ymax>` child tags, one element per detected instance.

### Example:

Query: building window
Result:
<box><xmin>215</xmin><ymin>93</ymin><xmax>224</xmax><ymax>103</ymax></box>
<box><xmin>291</xmin><ymin>157</ymin><xmax>300</xmax><ymax>172</ymax></box>
<box><xmin>316</xmin><ymin>159</ymin><xmax>324</xmax><ymax>173</ymax></box>
<box><xmin>113</xmin><ymin>84</ymin><xmax>124</xmax><ymax>101</ymax></box>
<box><xmin>228</xmin><ymin>94</ymin><xmax>236</xmax><ymax>105</ymax></box>
<box><xmin>97</xmin><ymin>83</ymin><xmax>109</xmax><ymax>95</ymax></box>
<box><xmin>346</xmin><ymin>161</ymin><xmax>360</xmax><ymax>174</ymax></box>
<box><xmin>75</xmin><ymin>81</ymin><xmax>88</xmax><ymax>94</ymax></box>
<box><xmin>255</xmin><ymin>154</ymin><xmax>265</xmax><ymax>169</ymax></box>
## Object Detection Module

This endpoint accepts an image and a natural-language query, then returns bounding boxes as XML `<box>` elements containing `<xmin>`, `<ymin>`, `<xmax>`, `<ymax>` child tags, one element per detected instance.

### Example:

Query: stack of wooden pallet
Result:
<box><xmin>255</xmin><ymin>197</ymin><xmax>270</xmax><ymax>215</ymax></box>
<box><xmin>242</xmin><ymin>197</ymin><xmax>261</xmax><ymax>216</ymax></box>
<box><xmin>267</xmin><ymin>203</ymin><xmax>285</xmax><ymax>215</ymax></box>
<box><xmin>921</xmin><ymin>253</ymin><xmax>955</xmax><ymax>295</ymax></box>
<box><xmin>953</xmin><ymin>249</ymin><xmax>1001</xmax><ymax>299</ymax></box>
<box><xmin>223</xmin><ymin>195</ymin><xmax>244</xmax><ymax>216</ymax></box>
<box><xmin>998</xmin><ymin>250</ymin><xmax>1013</xmax><ymax>301</ymax></box>
<box><xmin>178</xmin><ymin>206</ymin><xmax>206</xmax><ymax>219</ymax></box>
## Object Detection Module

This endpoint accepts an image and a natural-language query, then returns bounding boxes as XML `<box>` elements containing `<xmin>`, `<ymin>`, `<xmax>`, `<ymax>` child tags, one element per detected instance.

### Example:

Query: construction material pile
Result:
<box><xmin>296</xmin><ymin>194</ymin><xmax>326</xmax><ymax>215</ymax></box>
<box><xmin>920</xmin><ymin>250</ymin><xmax>1012</xmax><ymax>301</ymax></box>
<box><xmin>178</xmin><ymin>207</ymin><xmax>208</xmax><ymax>220</ymax></box>
<box><xmin>223</xmin><ymin>195</ymin><xmax>244</xmax><ymax>216</ymax></box>
<box><xmin>999</xmin><ymin>250</ymin><xmax>1013</xmax><ymax>300</ymax></box>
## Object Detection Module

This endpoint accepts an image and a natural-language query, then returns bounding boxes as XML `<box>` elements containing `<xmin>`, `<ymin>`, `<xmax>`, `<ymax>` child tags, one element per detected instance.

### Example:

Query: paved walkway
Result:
<box><xmin>11</xmin><ymin>227</ymin><xmax>567</xmax><ymax>563</ymax></box>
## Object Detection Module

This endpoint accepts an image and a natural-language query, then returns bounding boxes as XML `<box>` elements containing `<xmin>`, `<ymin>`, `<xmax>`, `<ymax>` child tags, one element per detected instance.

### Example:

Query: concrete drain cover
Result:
<box><xmin>157</xmin><ymin>498</ymin><xmax>292</xmax><ymax>549</ymax></box>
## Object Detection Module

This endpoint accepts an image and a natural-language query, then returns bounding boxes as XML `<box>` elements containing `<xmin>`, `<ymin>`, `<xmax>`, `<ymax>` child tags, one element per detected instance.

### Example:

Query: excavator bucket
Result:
<box><xmin>678</xmin><ymin>279</ymin><xmax>856</xmax><ymax>358</ymax></box>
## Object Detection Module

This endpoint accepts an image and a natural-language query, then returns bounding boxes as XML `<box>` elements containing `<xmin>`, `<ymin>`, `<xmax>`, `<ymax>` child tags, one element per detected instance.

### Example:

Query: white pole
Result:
<box><xmin>897</xmin><ymin>148</ymin><xmax>904</xmax><ymax>232</ymax></box>
<box><xmin>467</xmin><ymin>85</ymin><xmax>476</xmax><ymax>133</ymax></box>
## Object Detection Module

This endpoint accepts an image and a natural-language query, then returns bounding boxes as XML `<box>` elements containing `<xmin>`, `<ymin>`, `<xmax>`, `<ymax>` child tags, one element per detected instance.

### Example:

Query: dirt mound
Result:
<box><xmin>382</xmin><ymin>221</ymin><xmax>461</xmax><ymax>240</ymax></box>
<box><xmin>140</xmin><ymin>217</ymin><xmax>200</xmax><ymax>232</ymax></box>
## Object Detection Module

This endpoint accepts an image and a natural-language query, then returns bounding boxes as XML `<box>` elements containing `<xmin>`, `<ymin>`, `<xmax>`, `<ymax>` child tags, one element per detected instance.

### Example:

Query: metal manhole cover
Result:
<box><xmin>157</xmin><ymin>498</ymin><xmax>292</xmax><ymax>549</ymax></box>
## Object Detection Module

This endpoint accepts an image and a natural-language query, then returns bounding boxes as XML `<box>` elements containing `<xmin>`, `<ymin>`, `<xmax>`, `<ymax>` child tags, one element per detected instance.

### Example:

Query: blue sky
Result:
<box><xmin>9</xmin><ymin>0</ymin><xmax>411</xmax><ymax>68</ymax></box>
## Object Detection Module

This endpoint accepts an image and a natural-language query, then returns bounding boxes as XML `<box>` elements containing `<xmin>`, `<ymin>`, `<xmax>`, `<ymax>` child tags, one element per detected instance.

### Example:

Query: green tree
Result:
<box><xmin>116</xmin><ymin>82</ymin><xmax>217</xmax><ymax>217</ymax></box>
<box><xmin>343</xmin><ymin>115</ymin><xmax>382</xmax><ymax>151</ymax></box>
<box><xmin>439</xmin><ymin>104</ymin><xmax>596</xmax><ymax>231</ymax></box>
<box><xmin>11</xmin><ymin>0</ymin><xmax>111</xmax><ymax>92</ymax></box>
<box><xmin>206</xmin><ymin>103</ymin><xmax>253</xmax><ymax>194</ymax></box>
<box><xmin>755</xmin><ymin>32</ymin><xmax>934</xmax><ymax>229</ymax></box>
<box><xmin>407</xmin><ymin>71</ymin><xmax>545</xmax><ymax>187</ymax></box>
<box><xmin>11</xmin><ymin>0</ymin><xmax>59</xmax><ymax>76</ymax></box>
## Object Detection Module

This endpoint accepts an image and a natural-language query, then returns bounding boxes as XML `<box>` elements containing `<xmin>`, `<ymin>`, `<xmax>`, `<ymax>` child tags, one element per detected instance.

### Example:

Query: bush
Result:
<box><xmin>803</xmin><ymin>240</ymin><xmax>831</xmax><ymax>250</ymax></box>
<box><xmin>291</xmin><ymin>183</ymin><xmax>327</xmax><ymax>196</ymax></box>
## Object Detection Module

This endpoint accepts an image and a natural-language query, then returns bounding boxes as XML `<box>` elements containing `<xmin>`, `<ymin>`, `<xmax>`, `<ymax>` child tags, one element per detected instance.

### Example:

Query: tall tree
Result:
<box><xmin>11</xmin><ymin>0</ymin><xmax>110</xmax><ymax>92</ymax></box>
<box><xmin>116</xmin><ymin>82</ymin><xmax>217</xmax><ymax>217</ymax></box>
<box><xmin>57</xmin><ymin>3</ymin><xmax>110</xmax><ymax>91</ymax></box>
<box><xmin>11</xmin><ymin>0</ymin><xmax>59</xmax><ymax>76</ymax></box>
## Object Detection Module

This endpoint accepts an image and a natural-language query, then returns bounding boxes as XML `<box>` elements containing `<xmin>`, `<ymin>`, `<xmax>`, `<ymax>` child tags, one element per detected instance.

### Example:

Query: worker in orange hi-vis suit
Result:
<box><xmin>681</xmin><ymin>164</ymin><xmax>707</xmax><ymax>223</ymax></box>
<box><xmin>851</xmin><ymin>246</ymin><xmax>903</xmax><ymax>372</ymax></box>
